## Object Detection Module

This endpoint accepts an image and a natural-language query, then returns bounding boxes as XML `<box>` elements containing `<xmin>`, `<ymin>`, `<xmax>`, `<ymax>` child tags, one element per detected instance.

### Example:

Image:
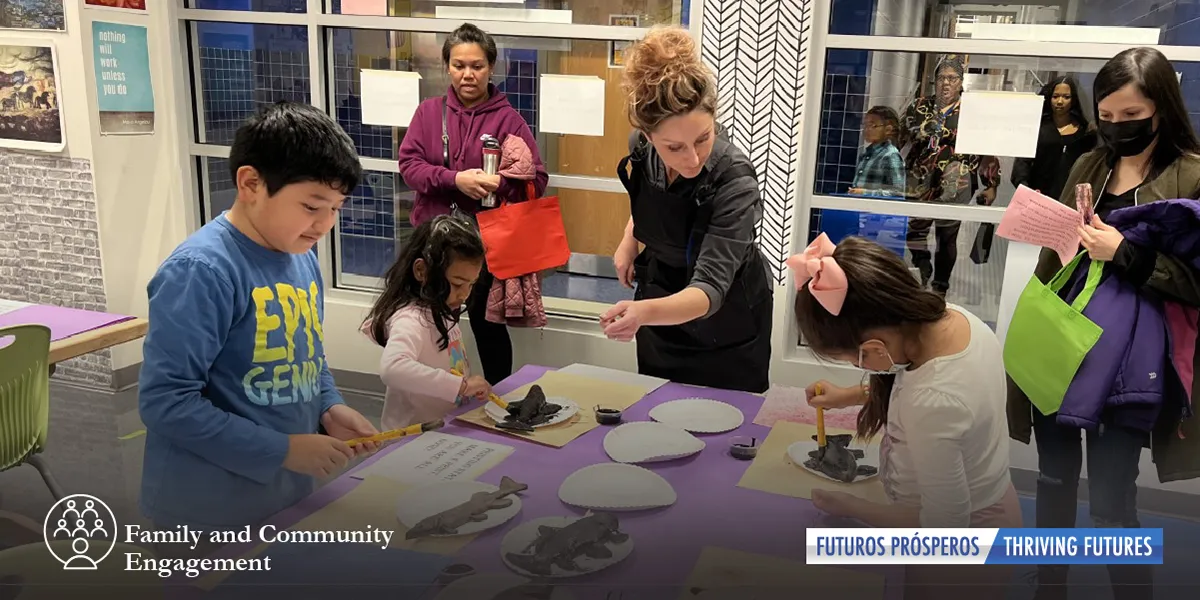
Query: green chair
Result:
<box><xmin>0</xmin><ymin>324</ymin><xmax>63</xmax><ymax>500</ymax></box>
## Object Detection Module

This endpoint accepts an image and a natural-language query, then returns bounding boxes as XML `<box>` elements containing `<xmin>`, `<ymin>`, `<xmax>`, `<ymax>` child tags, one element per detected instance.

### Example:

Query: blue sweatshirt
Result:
<box><xmin>138</xmin><ymin>214</ymin><xmax>344</xmax><ymax>530</ymax></box>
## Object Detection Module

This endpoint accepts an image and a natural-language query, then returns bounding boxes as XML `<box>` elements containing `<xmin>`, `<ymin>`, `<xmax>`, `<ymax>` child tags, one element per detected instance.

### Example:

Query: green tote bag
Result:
<box><xmin>1004</xmin><ymin>251</ymin><xmax>1105</xmax><ymax>416</ymax></box>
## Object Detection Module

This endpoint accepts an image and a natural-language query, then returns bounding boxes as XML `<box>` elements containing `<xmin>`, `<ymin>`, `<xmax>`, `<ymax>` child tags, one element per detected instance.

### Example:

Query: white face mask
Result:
<box><xmin>858</xmin><ymin>343</ymin><xmax>910</xmax><ymax>375</ymax></box>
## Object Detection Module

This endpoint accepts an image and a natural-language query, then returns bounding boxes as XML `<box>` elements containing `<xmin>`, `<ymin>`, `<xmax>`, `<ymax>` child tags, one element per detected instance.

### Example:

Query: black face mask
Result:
<box><xmin>1098</xmin><ymin>115</ymin><xmax>1158</xmax><ymax>157</ymax></box>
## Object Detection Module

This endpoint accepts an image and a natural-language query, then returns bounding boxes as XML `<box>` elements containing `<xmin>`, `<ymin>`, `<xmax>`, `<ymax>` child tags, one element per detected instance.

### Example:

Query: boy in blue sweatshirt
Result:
<box><xmin>138</xmin><ymin>102</ymin><xmax>381</xmax><ymax>534</ymax></box>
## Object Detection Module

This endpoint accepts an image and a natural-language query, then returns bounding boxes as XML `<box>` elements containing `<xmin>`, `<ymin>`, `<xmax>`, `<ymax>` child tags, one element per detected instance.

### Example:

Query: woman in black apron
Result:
<box><xmin>599</xmin><ymin>27</ymin><xmax>773</xmax><ymax>394</ymax></box>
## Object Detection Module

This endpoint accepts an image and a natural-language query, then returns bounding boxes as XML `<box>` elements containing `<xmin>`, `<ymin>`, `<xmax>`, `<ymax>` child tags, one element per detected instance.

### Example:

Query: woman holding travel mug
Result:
<box><xmin>396</xmin><ymin>22</ymin><xmax>548</xmax><ymax>385</ymax></box>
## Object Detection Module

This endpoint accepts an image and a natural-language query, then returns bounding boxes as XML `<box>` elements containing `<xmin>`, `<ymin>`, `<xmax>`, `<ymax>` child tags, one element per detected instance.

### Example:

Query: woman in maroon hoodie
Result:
<box><xmin>397</xmin><ymin>22</ymin><xmax>548</xmax><ymax>385</ymax></box>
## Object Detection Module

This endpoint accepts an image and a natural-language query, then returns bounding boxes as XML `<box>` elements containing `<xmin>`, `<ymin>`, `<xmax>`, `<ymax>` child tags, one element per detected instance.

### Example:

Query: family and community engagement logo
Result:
<box><xmin>42</xmin><ymin>494</ymin><xmax>118</xmax><ymax>570</ymax></box>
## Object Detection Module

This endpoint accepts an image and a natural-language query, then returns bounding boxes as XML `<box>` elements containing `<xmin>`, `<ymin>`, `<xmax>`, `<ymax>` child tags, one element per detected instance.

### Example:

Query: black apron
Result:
<box><xmin>616</xmin><ymin>149</ymin><xmax>773</xmax><ymax>394</ymax></box>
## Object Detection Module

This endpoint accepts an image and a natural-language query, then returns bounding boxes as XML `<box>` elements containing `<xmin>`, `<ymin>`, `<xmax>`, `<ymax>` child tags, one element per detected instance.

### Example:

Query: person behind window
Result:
<box><xmin>1008</xmin><ymin>47</ymin><xmax>1200</xmax><ymax>600</ymax></box>
<box><xmin>1010</xmin><ymin>76</ymin><xmax>1097</xmax><ymax>201</ymax></box>
<box><xmin>897</xmin><ymin>55</ymin><xmax>1001</xmax><ymax>297</ymax></box>
<box><xmin>848</xmin><ymin>105</ymin><xmax>906</xmax><ymax>199</ymax></box>
<box><xmin>600</xmin><ymin>26</ymin><xmax>772</xmax><ymax>394</ymax></box>
<box><xmin>396</xmin><ymin>22</ymin><xmax>548</xmax><ymax>386</ymax></box>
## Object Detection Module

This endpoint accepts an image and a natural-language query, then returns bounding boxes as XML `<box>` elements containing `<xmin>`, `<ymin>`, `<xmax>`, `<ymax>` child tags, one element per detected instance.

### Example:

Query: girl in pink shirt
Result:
<box><xmin>362</xmin><ymin>216</ymin><xmax>493</xmax><ymax>430</ymax></box>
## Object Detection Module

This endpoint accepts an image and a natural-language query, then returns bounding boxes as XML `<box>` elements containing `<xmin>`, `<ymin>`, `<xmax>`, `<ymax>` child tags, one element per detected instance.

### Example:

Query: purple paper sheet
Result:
<box><xmin>0</xmin><ymin>304</ymin><xmax>134</xmax><ymax>342</ymax></box>
<box><xmin>194</xmin><ymin>365</ymin><xmax>901</xmax><ymax>600</ymax></box>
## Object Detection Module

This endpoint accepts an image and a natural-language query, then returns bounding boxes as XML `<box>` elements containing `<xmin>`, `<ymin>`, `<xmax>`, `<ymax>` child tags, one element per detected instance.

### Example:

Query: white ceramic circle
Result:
<box><xmin>396</xmin><ymin>480</ymin><xmax>523</xmax><ymax>537</ymax></box>
<box><xmin>648</xmin><ymin>398</ymin><xmax>745</xmax><ymax>433</ymax></box>
<box><xmin>433</xmin><ymin>573</ymin><xmax>577</xmax><ymax>600</ymax></box>
<box><xmin>603</xmin><ymin>421</ymin><xmax>705</xmax><ymax>463</ymax></box>
<box><xmin>558</xmin><ymin>463</ymin><xmax>676</xmax><ymax>511</ymax></box>
<box><xmin>786</xmin><ymin>440</ymin><xmax>880</xmax><ymax>482</ymax></box>
<box><xmin>501</xmin><ymin>515</ymin><xmax>633</xmax><ymax>579</ymax></box>
<box><xmin>485</xmin><ymin>396</ymin><xmax>580</xmax><ymax>429</ymax></box>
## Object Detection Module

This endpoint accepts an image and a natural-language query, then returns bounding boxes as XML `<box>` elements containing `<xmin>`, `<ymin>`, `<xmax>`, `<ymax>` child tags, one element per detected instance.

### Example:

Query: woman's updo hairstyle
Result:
<box><xmin>621</xmin><ymin>26</ymin><xmax>717</xmax><ymax>133</ymax></box>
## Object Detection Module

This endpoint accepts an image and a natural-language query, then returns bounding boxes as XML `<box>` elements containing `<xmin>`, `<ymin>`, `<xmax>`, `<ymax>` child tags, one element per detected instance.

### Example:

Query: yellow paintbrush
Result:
<box><xmin>814</xmin><ymin>384</ymin><xmax>826</xmax><ymax>448</ymax></box>
<box><xmin>346</xmin><ymin>419</ymin><xmax>444</xmax><ymax>447</ymax></box>
<box><xmin>450</xmin><ymin>369</ymin><xmax>509</xmax><ymax>409</ymax></box>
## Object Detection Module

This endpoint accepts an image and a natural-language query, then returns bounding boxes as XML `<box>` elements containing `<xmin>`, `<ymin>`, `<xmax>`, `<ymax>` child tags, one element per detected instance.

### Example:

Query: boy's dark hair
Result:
<box><xmin>228</xmin><ymin>101</ymin><xmax>362</xmax><ymax>196</ymax></box>
<box><xmin>442</xmin><ymin>22</ymin><xmax>498</xmax><ymax>66</ymax></box>
<box><xmin>794</xmin><ymin>236</ymin><xmax>946</xmax><ymax>440</ymax></box>
<box><xmin>865</xmin><ymin>105</ymin><xmax>900</xmax><ymax>144</ymax></box>
<box><xmin>1094</xmin><ymin>47</ymin><xmax>1200</xmax><ymax>175</ymax></box>
<box><xmin>364</xmin><ymin>216</ymin><xmax>485</xmax><ymax>351</ymax></box>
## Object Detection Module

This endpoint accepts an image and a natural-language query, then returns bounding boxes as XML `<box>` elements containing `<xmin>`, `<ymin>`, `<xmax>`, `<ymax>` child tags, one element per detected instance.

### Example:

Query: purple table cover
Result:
<box><xmin>0</xmin><ymin>304</ymin><xmax>134</xmax><ymax>341</ymax></box>
<box><xmin>202</xmin><ymin>365</ymin><xmax>900</xmax><ymax>598</ymax></box>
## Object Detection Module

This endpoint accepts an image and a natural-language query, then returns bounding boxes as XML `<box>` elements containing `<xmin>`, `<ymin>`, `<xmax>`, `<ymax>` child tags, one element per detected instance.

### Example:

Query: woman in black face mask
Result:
<box><xmin>1007</xmin><ymin>46</ymin><xmax>1200</xmax><ymax>600</ymax></box>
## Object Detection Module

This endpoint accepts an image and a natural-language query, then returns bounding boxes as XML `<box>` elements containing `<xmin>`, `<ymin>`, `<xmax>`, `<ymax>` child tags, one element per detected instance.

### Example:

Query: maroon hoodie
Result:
<box><xmin>397</xmin><ymin>83</ymin><xmax>548</xmax><ymax>226</ymax></box>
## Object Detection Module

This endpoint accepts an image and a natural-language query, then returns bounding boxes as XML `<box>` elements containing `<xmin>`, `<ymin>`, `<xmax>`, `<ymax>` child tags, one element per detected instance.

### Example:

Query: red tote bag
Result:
<box><xmin>476</xmin><ymin>181</ymin><xmax>571</xmax><ymax>280</ymax></box>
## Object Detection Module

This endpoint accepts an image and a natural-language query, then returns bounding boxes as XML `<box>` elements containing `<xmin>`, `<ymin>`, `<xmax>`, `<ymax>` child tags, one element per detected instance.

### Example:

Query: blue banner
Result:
<box><xmin>985</xmin><ymin>528</ymin><xmax>1163</xmax><ymax>565</ymax></box>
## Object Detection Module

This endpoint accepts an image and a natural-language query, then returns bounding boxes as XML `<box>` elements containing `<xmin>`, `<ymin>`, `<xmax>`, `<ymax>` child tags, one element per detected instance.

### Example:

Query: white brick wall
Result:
<box><xmin>0</xmin><ymin>148</ymin><xmax>112</xmax><ymax>388</ymax></box>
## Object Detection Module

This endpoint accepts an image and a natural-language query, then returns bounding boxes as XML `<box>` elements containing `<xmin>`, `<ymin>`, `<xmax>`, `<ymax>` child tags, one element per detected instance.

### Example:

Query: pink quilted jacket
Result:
<box><xmin>486</xmin><ymin>134</ymin><xmax>547</xmax><ymax>328</ymax></box>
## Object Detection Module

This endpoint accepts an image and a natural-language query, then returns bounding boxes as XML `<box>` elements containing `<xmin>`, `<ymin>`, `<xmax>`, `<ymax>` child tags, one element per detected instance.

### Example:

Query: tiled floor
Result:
<box><xmin>3</xmin><ymin>383</ymin><xmax>1198</xmax><ymax>598</ymax></box>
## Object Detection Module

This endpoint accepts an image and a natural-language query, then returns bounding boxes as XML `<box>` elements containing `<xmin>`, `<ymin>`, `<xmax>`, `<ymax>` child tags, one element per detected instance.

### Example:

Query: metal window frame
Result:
<box><xmin>174</xmin><ymin>1</ymin><xmax>703</xmax><ymax>313</ymax></box>
<box><xmin>784</xmin><ymin>1</ymin><xmax>1200</xmax><ymax>365</ymax></box>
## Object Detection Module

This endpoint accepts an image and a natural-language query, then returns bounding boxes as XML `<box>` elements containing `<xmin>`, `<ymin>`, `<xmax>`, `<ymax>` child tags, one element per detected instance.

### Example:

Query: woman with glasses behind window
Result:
<box><xmin>1008</xmin><ymin>47</ymin><xmax>1200</xmax><ymax>600</ymax></box>
<box><xmin>1010</xmin><ymin>76</ymin><xmax>1097</xmax><ymax>202</ymax></box>
<box><xmin>396</xmin><ymin>22</ymin><xmax>548</xmax><ymax>386</ymax></box>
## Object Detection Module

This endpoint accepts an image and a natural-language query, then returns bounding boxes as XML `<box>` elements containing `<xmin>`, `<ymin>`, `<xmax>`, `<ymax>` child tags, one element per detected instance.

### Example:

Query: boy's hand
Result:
<box><xmin>320</xmin><ymin>405</ymin><xmax>382</xmax><ymax>457</ymax></box>
<box><xmin>461</xmin><ymin>375</ymin><xmax>492</xmax><ymax>400</ymax></box>
<box><xmin>283</xmin><ymin>434</ymin><xmax>354</xmax><ymax>477</ymax></box>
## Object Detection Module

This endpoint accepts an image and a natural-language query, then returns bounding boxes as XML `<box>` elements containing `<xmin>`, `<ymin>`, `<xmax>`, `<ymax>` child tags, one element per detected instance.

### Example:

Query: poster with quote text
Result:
<box><xmin>92</xmin><ymin>21</ymin><xmax>153</xmax><ymax>134</ymax></box>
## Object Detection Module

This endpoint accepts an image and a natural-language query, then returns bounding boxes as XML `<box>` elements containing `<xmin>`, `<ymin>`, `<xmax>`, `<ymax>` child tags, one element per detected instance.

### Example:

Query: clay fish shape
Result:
<box><xmin>405</xmin><ymin>476</ymin><xmax>528</xmax><ymax>539</ymax></box>
<box><xmin>495</xmin><ymin>385</ymin><xmax>562</xmax><ymax>432</ymax></box>
<box><xmin>804</xmin><ymin>434</ymin><xmax>878</xmax><ymax>483</ymax></box>
<box><xmin>505</xmin><ymin>512</ymin><xmax>629</xmax><ymax>576</ymax></box>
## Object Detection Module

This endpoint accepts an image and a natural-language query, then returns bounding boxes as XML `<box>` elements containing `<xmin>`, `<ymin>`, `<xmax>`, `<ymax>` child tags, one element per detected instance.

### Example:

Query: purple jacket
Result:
<box><xmin>397</xmin><ymin>84</ymin><xmax>548</xmax><ymax>227</ymax></box>
<box><xmin>1058</xmin><ymin>199</ymin><xmax>1200</xmax><ymax>431</ymax></box>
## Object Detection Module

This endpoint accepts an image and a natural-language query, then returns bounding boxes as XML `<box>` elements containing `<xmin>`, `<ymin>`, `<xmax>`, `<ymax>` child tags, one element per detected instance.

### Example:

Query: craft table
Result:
<box><xmin>204</xmin><ymin>365</ymin><xmax>900</xmax><ymax>599</ymax></box>
<box><xmin>0</xmin><ymin>301</ymin><xmax>147</xmax><ymax>372</ymax></box>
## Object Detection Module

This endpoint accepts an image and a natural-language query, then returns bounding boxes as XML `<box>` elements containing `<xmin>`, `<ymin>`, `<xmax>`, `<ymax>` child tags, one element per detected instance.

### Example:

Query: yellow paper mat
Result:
<box><xmin>196</xmin><ymin>476</ymin><xmax>477</xmax><ymax>590</ymax></box>
<box><xmin>455</xmin><ymin>370</ymin><xmax>648</xmax><ymax>448</ymax></box>
<box><xmin>678</xmin><ymin>546</ymin><xmax>885</xmax><ymax>600</ymax></box>
<box><xmin>737</xmin><ymin>420</ymin><xmax>887</xmax><ymax>503</ymax></box>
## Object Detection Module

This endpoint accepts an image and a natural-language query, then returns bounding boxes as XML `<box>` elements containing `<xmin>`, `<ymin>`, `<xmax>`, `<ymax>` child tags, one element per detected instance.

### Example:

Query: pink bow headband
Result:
<box><xmin>785</xmin><ymin>233</ymin><xmax>848</xmax><ymax>315</ymax></box>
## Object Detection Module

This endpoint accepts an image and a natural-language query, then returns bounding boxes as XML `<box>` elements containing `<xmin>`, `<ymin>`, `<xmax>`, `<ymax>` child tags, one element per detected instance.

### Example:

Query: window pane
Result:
<box><xmin>816</xmin><ymin>49</ymin><xmax>1200</xmax><ymax>208</ymax></box>
<box><xmin>189</xmin><ymin>0</ymin><xmax>306</xmax><ymax>11</ymax></box>
<box><xmin>192</xmin><ymin>22</ymin><xmax>310</xmax><ymax>145</ymax></box>
<box><xmin>203</xmin><ymin>157</ymin><xmax>236</xmax><ymax>222</ymax></box>
<box><xmin>831</xmin><ymin>0</ymin><xmax>1189</xmax><ymax>45</ymax></box>
<box><xmin>339</xmin><ymin>170</ymin><xmax>408</xmax><ymax>279</ymax></box>
<box><xmin>330</xmin><ymin>28</ymin><xmax>632</xmax><ymax>177</ymax></box>
<box><xmin>805</xmin><ymin>209</ymin><xmax>1006</xmax><ymax>332</ymax></box>
<box><xmin>328</xmin><ymin>0</ymin><xmax>688</xmax><ymax>27</ymax></box>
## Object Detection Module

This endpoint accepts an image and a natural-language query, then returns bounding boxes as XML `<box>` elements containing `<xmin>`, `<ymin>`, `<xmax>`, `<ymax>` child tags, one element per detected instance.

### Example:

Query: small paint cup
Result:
<box><xmin>594</xmin><ymin>405</ymin><xmax>623</xmax><ymax>425</ymax></box>
<box><xmin>729</xmin><ymin>436</ymin><xmax>758</xmax><ymax>460</ymax></box>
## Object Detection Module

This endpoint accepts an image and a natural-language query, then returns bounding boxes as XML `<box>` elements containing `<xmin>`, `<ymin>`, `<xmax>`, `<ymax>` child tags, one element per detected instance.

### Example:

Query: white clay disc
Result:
<box><xmin>558</xmin><ymin>463</ymin><xmax>676</xmax><ymax>511</ymax></box>
<box><xmin>648</xmin><ymin>398</ymin><xmax>744</xmax><ymax>433</ymax></box>
<box><xmin>603</xmin><ymin>421</ymin><xmax>705</xmax><ymax>463</ymax></box>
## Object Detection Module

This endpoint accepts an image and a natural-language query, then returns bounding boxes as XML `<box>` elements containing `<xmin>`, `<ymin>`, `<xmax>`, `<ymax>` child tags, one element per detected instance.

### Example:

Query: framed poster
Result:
<box><xmin>0</xmin><ymin>0</ymin><xmax>65</xmax><ymax>31</ymax></box>
<box><xmin>0</xmin><ymin>42</ymin><xmax>65</xmax><ymax>152</ymax></box>
<box><xmin>93</xmin><ymin>21</ymin><xmax>154</xmax><ymax>134</ymax></box>
<box><xmin>84</xmin><ymin>0</ymin><xmax>148</xmax><ymax>12</ymax></box>
<box><xmin>608</xmin><ymin>15</ymin><xmax>639</xmax><ymax>69</ymax></box>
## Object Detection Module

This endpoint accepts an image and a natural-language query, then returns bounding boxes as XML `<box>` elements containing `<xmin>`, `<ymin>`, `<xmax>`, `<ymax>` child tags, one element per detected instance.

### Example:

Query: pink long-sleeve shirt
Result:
<box><xmin>368</xmin><ymin>305</ymin><xmax>471</xmax><ymax>430</ymax></box>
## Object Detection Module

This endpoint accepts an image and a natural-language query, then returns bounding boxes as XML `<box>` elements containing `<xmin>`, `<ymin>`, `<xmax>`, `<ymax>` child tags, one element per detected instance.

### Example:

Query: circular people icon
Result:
<box><xmin>42</xmin><ymin>494</ymin><xmax>118</xmax><ymax>570</ymax></box>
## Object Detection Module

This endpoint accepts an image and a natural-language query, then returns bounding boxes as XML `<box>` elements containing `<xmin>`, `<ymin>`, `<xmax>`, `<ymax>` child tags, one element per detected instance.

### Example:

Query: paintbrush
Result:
<box><xmin>814</xmin><ymin>384</ymin><xmax>826</xmax><ymax>448</ymax></box>
<box><xmin>346</xmin><ymin>419</ymin><xmax>444</xmax><ymax>447</ymax></box>
<box><xmin>450</xmin><ymin>368</ymin><xmax>509</xmax><ymax>409</ymax></box>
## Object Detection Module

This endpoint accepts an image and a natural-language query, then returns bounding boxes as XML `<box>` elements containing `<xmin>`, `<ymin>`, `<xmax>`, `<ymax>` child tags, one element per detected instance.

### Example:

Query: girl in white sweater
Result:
<box><xmin>362</xmin><ymin>216</ymin><xmax>493</xmax><ymax>430</ymax></box>
<box><xmin>788</xmin><ymin>234</ymin><xmax>1021</xmax><ymax>600</ymax></box>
